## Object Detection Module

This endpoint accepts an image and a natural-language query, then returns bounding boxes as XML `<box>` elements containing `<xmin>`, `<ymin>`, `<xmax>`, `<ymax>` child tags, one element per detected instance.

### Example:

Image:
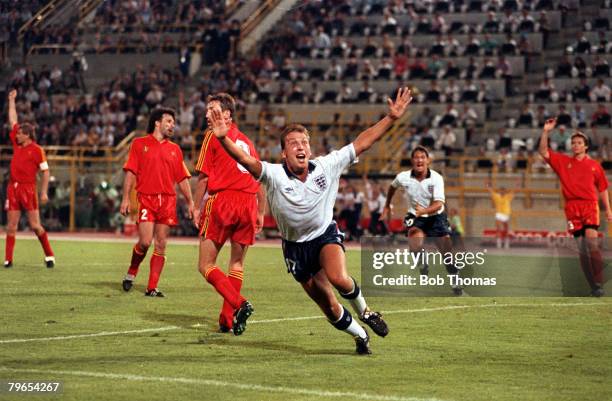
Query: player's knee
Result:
<box><xmin>31</xmin><ymin>225</ymin><xmax>44</xmax><ymax>235</ymax></box>
<box><xmin>198</xmin><ymin>261</ymin><xmax>214</xmax><ymax>275</ymax></box>
<box><xmin>6</xmin><ymin>225</ymin><xmax>17</xmax><ymax>235</ymax></box>
<box><xmin>328</xmin><ymin>272</ymin><xmax>352</xmax><ymax>292</ymax></box>
<box><xmin>139</xmin><ymin>238</ymin><xmax>152</xmax><ymax>250</ymax></box>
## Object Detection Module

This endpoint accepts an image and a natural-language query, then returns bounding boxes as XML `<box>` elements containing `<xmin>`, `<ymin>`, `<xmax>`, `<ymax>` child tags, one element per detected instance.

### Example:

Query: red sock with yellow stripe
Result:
<box><xmin>147</xmin><ymin>252</ymin><xmax>166</xmax><ymax>291</ymax></box>
<box><xmin>128</xmin><ymin>244</ymin><xmax>147</xmax><ymax>276</ymax></box>
<box><xmin>204</xmin><ymin>266</ymin><xmax>245</xmax><ymax>309</ymax></box>
<box><xmin>220</xmin><ymin>270</ymin><xmax>244</xmax><ymax>328</ymax></box>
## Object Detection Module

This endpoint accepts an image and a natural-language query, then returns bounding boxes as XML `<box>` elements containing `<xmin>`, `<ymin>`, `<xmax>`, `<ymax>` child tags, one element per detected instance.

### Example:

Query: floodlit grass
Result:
<box><xmin>0</xmin><ymin>237</ymin><xmax>610</xmax><ymax>401</ymax></box>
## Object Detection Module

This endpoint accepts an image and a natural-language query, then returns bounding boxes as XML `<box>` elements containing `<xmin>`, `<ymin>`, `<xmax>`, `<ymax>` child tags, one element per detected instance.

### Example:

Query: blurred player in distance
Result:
<box><xmin>486</xmin><ymin>181</ymin><xmax>516</xmax><ymax>249</ymax></box>
<box><xmin>539</xmin><ymin>118</ymin><xmax>611</xmax><ymax>297</ymax></box>
<box><xmin>382</xmin><ymin>146</ymin><xmax>463</xmax><ymax>295</ymax></box>
<box><xmin>4</xmin><ymin>89</ymin><xmax>55</xmax><ymax>269</ymax></box>
<box><xmin>120</xmin><ymin>107</ymin><xmax>194</xmax><ymax>297</ymax></box>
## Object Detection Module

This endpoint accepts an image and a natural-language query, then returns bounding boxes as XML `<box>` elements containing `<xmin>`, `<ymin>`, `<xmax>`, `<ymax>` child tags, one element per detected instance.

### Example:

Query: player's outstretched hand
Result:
<box><xmin>387</xmin><ymin>87</ymin><xmax>413</xmax><ymax>120</ymax></box>
<box><xmin>210</xmin><ymin>107</ymin><xmax>229</xmax><ymax>139</ymax></box>
<box><xmin>8</xmin><ymin>89</ymin><xmax>16</xmax><ymax>101</ymax></box>
<box><xmin>119</xmin><ymin>198</ymin><xmax>130</xmax><ymax>216</ymax></box>
<box><xmin>543</xmin><ymin>118</ymin><xmax>556</xmax><ymax>133</ymax></box>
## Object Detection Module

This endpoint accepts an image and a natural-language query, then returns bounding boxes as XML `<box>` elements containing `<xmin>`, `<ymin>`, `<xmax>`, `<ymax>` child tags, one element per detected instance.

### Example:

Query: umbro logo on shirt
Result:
<box><xmin>283</xmin><ymin>187</ymin><xmax>294</xmax><ymax>193</ymax></box>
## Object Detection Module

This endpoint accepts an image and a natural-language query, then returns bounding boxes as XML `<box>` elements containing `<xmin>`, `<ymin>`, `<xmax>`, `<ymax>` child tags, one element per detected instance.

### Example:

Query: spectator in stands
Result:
<box><xmin>363</xmin><ymin>176</ymin><xmax>387</xmax><ymax>236</ymax></box>
<box><xmin>570</xmin><ymin>31</ymin><xmax>592</xmax><ymax>54</ymax></box>
<box><xmin>555</xmin><ymin>55</ymin><xmax>573</xmax><ymax>78</ymax></box>
<box><xmin>538</xmin><ymin>10</ymin><xmax>551</xmax><ymax>48</ymax></box>
<box><xmin>422</xmin><ymin>80</ymin><xmax>442</xmax><ymax>103</ymax></box>
<box><xmin>535</xmin><ymin>104</ymin><xmax>551</xmax><ymax>127</ymax></box>
<box><xmin>481</xmin><ymin>34</ymin><xmax>499</xmax><ymax>56</ymax></box>
<box><xmin>444</xmin><ymin>79</ymin><xmax>461</xmax><ymax>103</ymax></box>
<box><xmin>435</xmin><ymin>125</ymin><xmax>457</xmax><ymax>156</ymax></box>
<box><xmin>556</xmin><ymin>104</ymin><xmax>572</xmax><ymax>127</ymax></box>
<box><xmin>573</xmin><ymin>56</ymin><xmax>589</xmax><ymax>77</ymax></box>
<box><xmin>550</xmin><ymin>124</ymin><xmax>571</xmax><ymax>150</ymax></box>
<box><xmin>592</xmin><ymin>55</ymin><xmax>610</xmax><ymax>77</ymax></box>
<box><xmin>594</xmin><ymin>30</ymin><xmax>612</xmax><ymax>53</ymax></box>
<box><xmin>514</xmin><ymin>103</ymin><xmax>535</xmax><ymax>127</ymax></box>
<box><xmin>435</xmin><ymin>103</ymin><xmax>459</xmax><ymax>127</ymax></box>
<box><xmin>571</xmin><ymin>104</ymin><xmax>587</xmax><ymax>128</ymax></box>
<box><xmin>532</xmin><ymin>77</ymin><xmax>558</xmax><ymax>102</ymax></box>
<box><xmin>571</xmin><ymin>77</ymin><xmax>591</xmax><ymax>101</ymax></box>
<box><xmin>591</xmin><ymin>103</ymin><xmax>611</xmax><ymax>127</ymax></box>
<box><xmin>459</xmin><ymin>103</ymin><xmax>479</xmax><ymax>128</ymax></box>
<box><xmin>482</xmin><ymin>11</ymin><xmax>501</xmax><ymax>33</ymax></box>
<box><xmin>590</xmin><ymin>79</ymin><xmax>611</xmax><ymax>102</ymax></box>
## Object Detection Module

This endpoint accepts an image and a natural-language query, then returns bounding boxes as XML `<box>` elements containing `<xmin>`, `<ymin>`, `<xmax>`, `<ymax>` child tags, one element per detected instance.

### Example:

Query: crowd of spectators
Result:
<box><xmin>1</xmin><ymin>63</ymin><xmax>181</xmax><ymax>148</ymax></box>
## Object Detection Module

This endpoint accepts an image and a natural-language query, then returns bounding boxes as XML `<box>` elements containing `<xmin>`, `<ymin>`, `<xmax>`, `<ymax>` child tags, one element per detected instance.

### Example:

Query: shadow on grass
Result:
<box><xmin>189</xmin><ymin>335</ymin><xmax>353</xmax><ymax>356</ymax></box>
<box><xmin>87</xmin><ymin>281</ymin><xmax>147</xmax><ymax>293</ymax></box>
<box><xmin>144</xmin><ymin>311</ymin><xmax>215</xmax><ymax>328</ymax></box>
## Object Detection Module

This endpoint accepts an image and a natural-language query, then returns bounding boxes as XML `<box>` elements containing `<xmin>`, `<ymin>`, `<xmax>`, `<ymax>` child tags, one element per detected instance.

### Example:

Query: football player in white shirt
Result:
<box><xmin>382</xmin><ymin>146</ymin><xmax>463</xmax><ymax>295</ymax></box>
<box><xmin>207</xmin><ymin>87</ymin><xmax>413</xmax><ymax>354</ymax></box>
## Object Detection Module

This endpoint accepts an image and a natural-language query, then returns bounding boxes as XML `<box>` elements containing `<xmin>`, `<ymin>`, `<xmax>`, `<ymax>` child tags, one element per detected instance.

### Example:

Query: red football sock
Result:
<box><xmin>36</xmin><ymin>231</ymin><xmax>54</xmax><ymax>257</ymax></box>
<box><xmin>147</xmin><ymin>252</ymin><xmax>166</xmax><ymax>291</ymax></box>
<box><xmin>128</xmin><ymin>244</ymin><xmax>147</xmax><ymax>276</ymax></box>
<box><xmin>5</xmin><ymin>234</ymin><xmax>15</xmax><ymax>262</ymax></box>
<box><xmin>220</xmin><ymin>270</ymin><xmax>244</xmax><ymax>327</ymax></box>
<box><xmin>589</xmin><ymin>248</ymin><xmax>604</xmax><ymax>286</ymax></box>
<box><xmin>205</xmin><ymin>266</ymin><xmax>245</xmax><ymax>310</ymax></box>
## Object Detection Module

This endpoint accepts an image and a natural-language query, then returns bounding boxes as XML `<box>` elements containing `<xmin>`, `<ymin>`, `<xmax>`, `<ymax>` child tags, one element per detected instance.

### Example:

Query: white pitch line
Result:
<box><xmin>0</xmin><ymin>302</ymin><xmax>607</xmax><ymax>344</ymax></box>
<box><xmin>0</xmin><ymin>367</ymin><xmax>444</xmax><ymax>401</ymax></box>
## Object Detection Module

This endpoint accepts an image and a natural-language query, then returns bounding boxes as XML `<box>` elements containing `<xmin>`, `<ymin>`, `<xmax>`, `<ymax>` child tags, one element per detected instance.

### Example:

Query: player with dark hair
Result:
<box><xmin>4</xmin><ymin>89</ymin><xmax>55</xmax><ymax>268</ymax></box>
<box><xmin>120</xmin><ymin>107</ymin><xmax>194</xmax><ymax>297</ymax></box>
<box><xmin>206</xmin><ymin>87</ymin><xmax>413</xmax><ymax>354</ymax></box>
<box><xmin>382</xmin><ymin>146</ymin><xmax>463</xmax><ymax>295</ymax></box>
<box><xmin>193</xmin><ymin>92</ymin><xmax>265</xmax><ymax>335</ymax></box>
<box><xmin>539</xmin><ymin>118</ymin><xmax>612</xmax><ymax>297</ymax></box>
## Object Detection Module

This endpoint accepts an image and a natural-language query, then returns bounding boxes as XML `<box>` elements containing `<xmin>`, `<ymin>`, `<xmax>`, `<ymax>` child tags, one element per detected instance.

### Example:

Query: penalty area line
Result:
<box><xmin>0</xmin><ymin>367</ymin><xmax>445</xmax><ymax>401</ymax></box>
<box><xmin>0</xmin><ymin>302</ymin><xmax>606</xmax><ymax>344</ymax></box>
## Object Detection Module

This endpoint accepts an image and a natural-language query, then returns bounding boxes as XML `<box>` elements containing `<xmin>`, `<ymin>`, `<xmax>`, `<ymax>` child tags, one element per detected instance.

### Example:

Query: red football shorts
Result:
<box><xmin>5</xmin><ymin>182</ymin><xmax>38</xmax><ymax>211</ymax></box>
<box><xmin>565</xmin><ymin>200</ymin><xmax>599</xmax><ymax>234</ymax></box>
<box><xmin>200</xmin><ymin>190</ymin><xmax>258</xmax><ymax>246</ymax></box>
<box><xmin>137</xmin><ymin>193</ymin><xmax>177</xmax><ymax>226</ymax></box>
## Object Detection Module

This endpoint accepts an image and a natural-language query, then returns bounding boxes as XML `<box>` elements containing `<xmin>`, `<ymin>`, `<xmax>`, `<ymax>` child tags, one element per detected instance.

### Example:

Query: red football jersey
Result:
<box><xmin>195</xmin><ymin>123</ymin><xmax>260</xmax><ymax>195</ymax></box>
<box><xmin>546</xmin><ymin>150</ymin><xmax>608</xmax><ymax>201</ymax></box>
<box><xmin>123</xmin><ymin>134</ymin><xmax>191</xmax><ymax>195</ymax></box>
<box><xmin>9</xmin><ymin>123</ymin><xmax>47</xmax><ymax>184</ymax></box>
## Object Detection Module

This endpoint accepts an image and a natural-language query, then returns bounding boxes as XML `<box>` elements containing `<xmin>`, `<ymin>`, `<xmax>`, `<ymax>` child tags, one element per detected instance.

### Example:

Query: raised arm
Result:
<box><xmin>209</xmin><ymin>107</ymin><xmax>263</xmax><ymax>179</ymax></box>
<box><xmin>8</xmin><ymin>89</ymin><xmax>18</xmax><ymax>127</ymax></box>
<box><xmin>352</xmin><ymin>87</ymin><xmax>413</xmax><ymax>156</ymax></box>
<box><xmin>538</xmin><ymin>118</ymin><xmax>557</xmax><ymax>160</ymax></box>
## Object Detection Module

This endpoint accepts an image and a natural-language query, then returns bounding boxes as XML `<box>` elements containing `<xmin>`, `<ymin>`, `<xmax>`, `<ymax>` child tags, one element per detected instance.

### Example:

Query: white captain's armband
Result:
<box><xmin>39</xmin><ymin>161</ymin><xmax>49</xmax><ymax>171</ymax></box>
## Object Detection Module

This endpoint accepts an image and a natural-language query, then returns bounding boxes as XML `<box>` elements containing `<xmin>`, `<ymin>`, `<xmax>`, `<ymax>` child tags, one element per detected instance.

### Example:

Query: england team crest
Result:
<box><xmin>313</xmin><ymin>174</ymin><xmax>327</xmax><ymax>190</ymax></box>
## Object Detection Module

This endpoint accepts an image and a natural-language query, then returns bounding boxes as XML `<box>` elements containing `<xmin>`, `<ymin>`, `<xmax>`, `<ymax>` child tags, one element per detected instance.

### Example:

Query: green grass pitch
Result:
<box><xmin>0</xmin><ymin>237</ymin><xmax>610</xmax><ymax>401</ymax></box>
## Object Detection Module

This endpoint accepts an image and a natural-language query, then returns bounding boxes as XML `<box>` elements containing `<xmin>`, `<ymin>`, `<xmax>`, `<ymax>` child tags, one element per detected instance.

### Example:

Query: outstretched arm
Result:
<box><xmin>8</xmin><ymin>89</ymin><xmax>18</xmax><ymax>127</ymax></box>
<box><xmin>209</xmin><ymin>107</ymin><xmax>263</xmax><ymax>179</ymax></box>
<box><xmin>538</xmin><ymin>118</ymin><xmax>556</xmax><ymax>160</ymax></box>
<box><xmin>352</xmin><ymin>87</ymin><xmax>413</xmax><ymax>156</ymax></box>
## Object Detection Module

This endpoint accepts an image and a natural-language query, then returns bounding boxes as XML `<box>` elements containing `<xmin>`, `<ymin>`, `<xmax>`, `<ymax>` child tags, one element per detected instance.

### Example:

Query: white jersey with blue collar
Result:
<box><xmin>391</xmin><ymin>168</ymin><xmax>446</xmax><ymax>216</ymax></box>
<box><xmin>259</xmin><ymin>144</ymin><xmax>356</xmax><ymax>242</ymax></box>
